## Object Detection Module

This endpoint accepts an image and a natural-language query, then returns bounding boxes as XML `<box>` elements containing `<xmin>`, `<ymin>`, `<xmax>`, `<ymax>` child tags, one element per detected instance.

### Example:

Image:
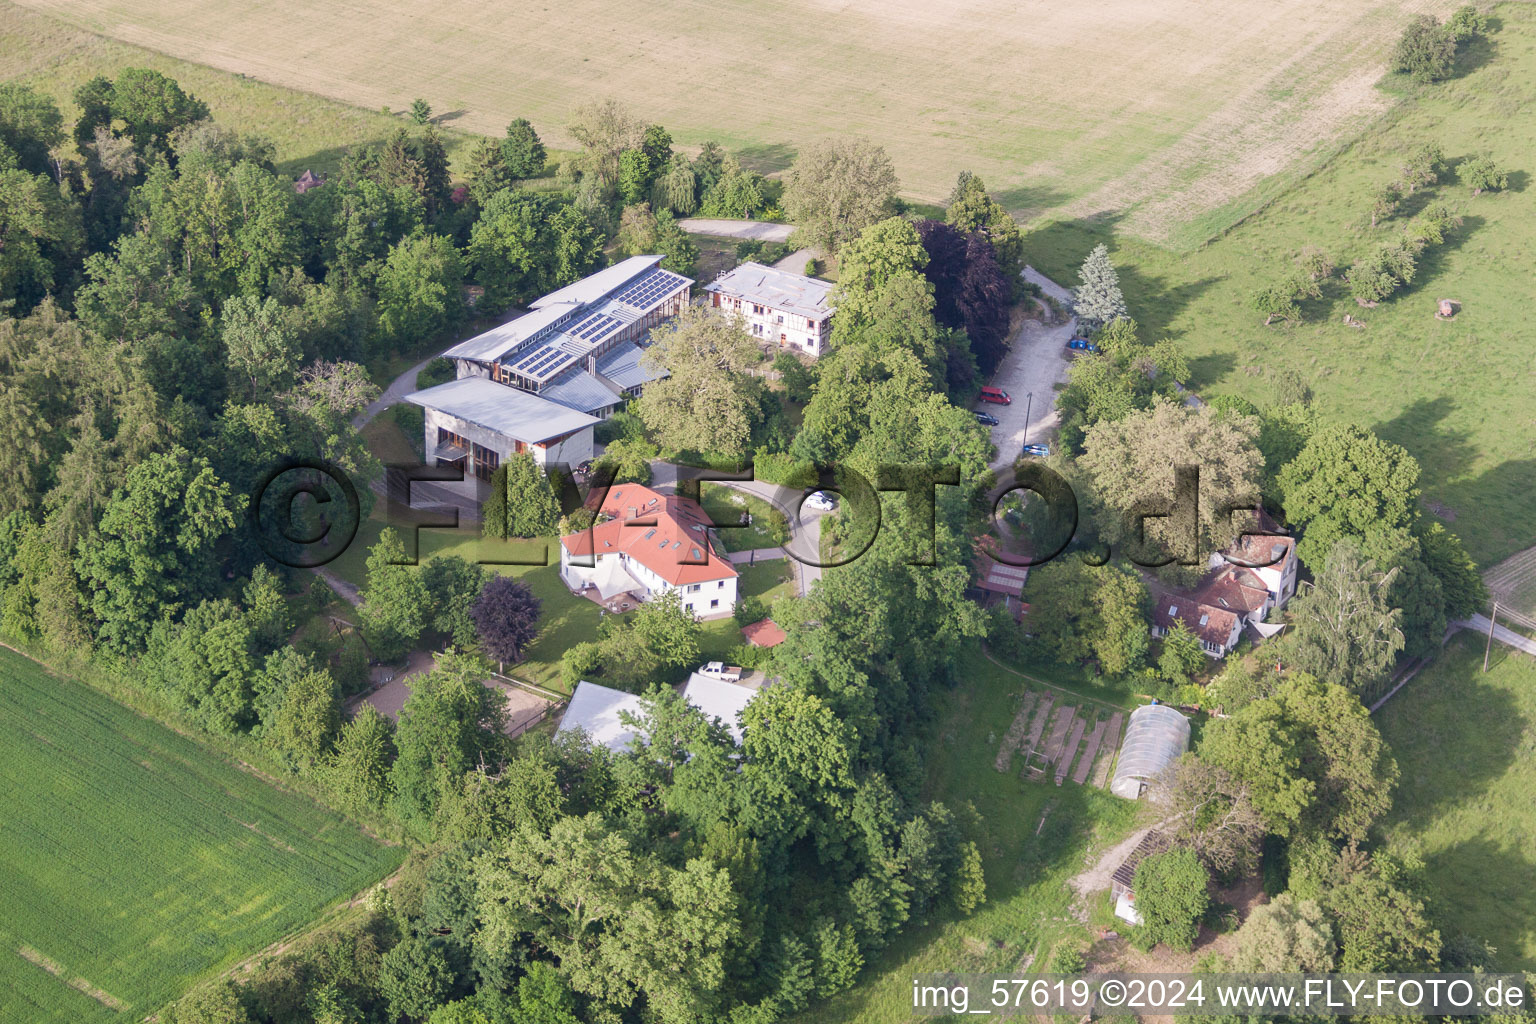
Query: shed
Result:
<box><xmin>1109</xmin><ymin>829</ymin><xmax>1169</xmax><ymax>923</ymax></box>
<box><xmin>556</xmin><ymin>681</ymin><xmax>645</xmax><ymax>753</ymax></box>
<box><xmin>1108</xmin><ymin>703</ymin><xmax>1191</xmax><ymax>800</ymax></box>
<box><xmin>681</xmin><ymin>672</ymin><xmax>756</xmax><ymax>745</ymax></box>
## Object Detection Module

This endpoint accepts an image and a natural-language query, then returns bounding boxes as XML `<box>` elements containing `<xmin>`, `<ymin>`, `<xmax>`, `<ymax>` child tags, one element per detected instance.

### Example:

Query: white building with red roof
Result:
<box><xmin>1151</xmin><ymin>516</ymin><xmax>1298</xmax><ymax>658</ymax></box>
<box><xmin>558</xmin><ymin>484</ymin><xmax>739</xmax><ymax>618</ymax></box>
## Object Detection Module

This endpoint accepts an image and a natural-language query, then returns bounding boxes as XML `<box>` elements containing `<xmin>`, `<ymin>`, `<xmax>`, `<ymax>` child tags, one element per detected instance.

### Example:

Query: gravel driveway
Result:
<box><xmin>678</xmin><ymin>218</ymin><xmax>795</xmax><ymax>242</ymax></box>
<box><xmin>982</xmin><ymin>267</ymin><xmax>1079</xmax><ymax>470</ymax></box>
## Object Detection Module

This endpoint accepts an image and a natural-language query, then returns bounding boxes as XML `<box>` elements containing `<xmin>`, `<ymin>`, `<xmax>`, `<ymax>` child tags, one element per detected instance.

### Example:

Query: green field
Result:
<box><xmin>1376</xmin><ymin>634</ymin><xmax>1536</xmax><ymax>971</ymax></box>
<box><xmin>0</xmin><ymin>649</ymin><xmax>403</xmax><ymax>1022</ymax></box>
<box><xmin>793</xmin><ymin>647</ymin><xmax>1136</xmax><ymax>1024</ymax></box>
<box><xmin>11</xmin><ymin>0</ymin><xmax>1455</xmax><ymax>245</ymax></box>
<box><xmin>1027</xmin><ymin>3</ymin><xmax>1536</xmax><ymax>568</ymax></box>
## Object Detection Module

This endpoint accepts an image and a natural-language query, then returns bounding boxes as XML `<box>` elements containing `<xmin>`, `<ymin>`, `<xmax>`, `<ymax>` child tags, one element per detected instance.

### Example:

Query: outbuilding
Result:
<box><xmin>1108</xmin><ymin>703</ymin><xmax>1190</xmax><ymax>800</ymax></box>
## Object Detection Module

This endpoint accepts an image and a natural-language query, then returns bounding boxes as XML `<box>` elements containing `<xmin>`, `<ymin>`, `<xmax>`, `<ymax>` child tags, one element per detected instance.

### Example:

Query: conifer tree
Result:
<box><xmin>1071</xmin><ymin>243</ymin><xmax>1128</xmax><ymax>333</ymax></box>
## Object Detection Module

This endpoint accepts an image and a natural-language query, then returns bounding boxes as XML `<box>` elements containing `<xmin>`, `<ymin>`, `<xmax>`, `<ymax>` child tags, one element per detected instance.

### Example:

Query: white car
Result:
<box><xmin>804</xmin><ymin>490</ymin><xmax>837</xmax><ymax>512</ymax></box>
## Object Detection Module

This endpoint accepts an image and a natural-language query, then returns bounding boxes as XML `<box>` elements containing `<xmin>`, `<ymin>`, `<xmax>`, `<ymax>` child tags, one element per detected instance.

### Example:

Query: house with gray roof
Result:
<box><xmin>405</xmin><ymin>256</ymin><xmax>689</xmax><ymax>479</ymax></box>
<box><xmin>704</xmin><ymin>262</ymin><xmax>836</xmax><ymax>357</ymax></box>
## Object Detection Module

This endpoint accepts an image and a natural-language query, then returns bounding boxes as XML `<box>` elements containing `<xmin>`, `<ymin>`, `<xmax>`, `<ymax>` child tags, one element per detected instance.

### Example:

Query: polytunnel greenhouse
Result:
<box><xmin>1109</xmin><ymin>703</ymin><xmax>1191</xmax><ymax>800</ymax></box>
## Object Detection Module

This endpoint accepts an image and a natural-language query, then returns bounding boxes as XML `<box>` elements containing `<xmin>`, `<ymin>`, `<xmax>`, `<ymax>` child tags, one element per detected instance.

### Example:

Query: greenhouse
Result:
<box><xmin>1109</xmin><ymin>703</ymin><xmax>1191</xmax><ymax>800</ymax></box>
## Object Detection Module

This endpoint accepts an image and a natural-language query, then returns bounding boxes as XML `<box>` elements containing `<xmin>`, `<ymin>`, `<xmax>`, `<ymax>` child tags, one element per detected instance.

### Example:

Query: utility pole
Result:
<box><xmin>1484</xmin><ymin>600</ymin><xmax>1498</xmax><ymax>672</ymax></box>
<box><xmin>1022</xmin><ymin>392</ymin><xmax>1034</xmax><ymax>446</ymax></box>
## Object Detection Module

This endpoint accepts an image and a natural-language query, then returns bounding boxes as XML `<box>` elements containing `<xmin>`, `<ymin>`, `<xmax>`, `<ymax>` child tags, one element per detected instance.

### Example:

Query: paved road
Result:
<box><xmin>653</xmin><ymin>463</ymin><xmax>828</xmax><ymax>597</ymax></box>
<box><xmin>1455</xmin><ymin>614</ymin><xmax>1536</xmax><ymax>657</ymax></box>
<box><xmin>982</xmin><ymin>267</ymin><xmax>1079</xmax><ymax>470</ymax></box>
<box><xmin>678</xmin><ymin>218</ymin><xmax>795</xmax><ymax>242</ymax></box>
<box><xmin>728</xmin><ymin>547</ymin><xmax>787</xmax><ymax>565</ymax></box>
<box><xmin>772</xmin><ymin>247</ymin><xmax>819</xmax><ymax>272</ymax></box>
<box><xmin>354</xmin><ymin>355</ymin><xmax>436</xmax><ymax>429</ymax></box>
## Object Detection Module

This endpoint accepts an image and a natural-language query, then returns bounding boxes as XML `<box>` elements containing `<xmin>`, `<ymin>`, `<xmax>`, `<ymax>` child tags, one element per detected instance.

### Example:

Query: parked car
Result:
<box><xmin>979</xmin><ymin>385</ymin><xmax>1011</xmax><ymax>404</ymax></box>
<box><xmin>1066</xmin><ymin>337</ymin><xmax>1100</xmax><ymax>352</ymax></box>
<box><xmin>1021</xmin><ymin>443</ymin><xmax>1051</xmax><ymax>457</ymax></box>
<box><xmin>974</xmin><ymin>411</ymin><xmax>1000</xmax><ymax>426</ymax></box>
<box><xmin>804</xmin><ymin>490</ymin><xmax>837</xmax><ymax>511</ymax></box>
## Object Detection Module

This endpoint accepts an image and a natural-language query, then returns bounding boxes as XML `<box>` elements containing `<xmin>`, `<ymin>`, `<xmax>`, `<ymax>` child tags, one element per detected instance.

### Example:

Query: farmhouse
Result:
<box><xmin>406</xmin><ymin>256</ymin><xmax>691</xmax><ymax>476</ymax></box>
<box><xmin>1149</xmin><ymin>518</ymin><xmax>1297</xmax><ymax>658</ymax></box>
<box><xmin>559</xmin><ymin>484</ymin><xmax>739</xmax><ymax>618</ymax></box>
<box><xmin>704</xmin><ymin>261</ymin><xmax>836</xmax><ymax>357</ymax></box>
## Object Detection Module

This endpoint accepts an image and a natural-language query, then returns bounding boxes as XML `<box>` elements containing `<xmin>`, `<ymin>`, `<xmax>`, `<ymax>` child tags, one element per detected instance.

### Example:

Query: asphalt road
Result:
<box><xmin>982</xmin><ymin>267</ymin><xmax>1080</xmax><ymax>469</ymax></box>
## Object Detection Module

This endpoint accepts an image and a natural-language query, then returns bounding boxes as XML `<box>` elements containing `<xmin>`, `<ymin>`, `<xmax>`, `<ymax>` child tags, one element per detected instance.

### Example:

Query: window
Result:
<box><xmin>717</xmin><ymin>580</ymin><xmax>725</xmax><ymax>588</ymax></box>
<box><xmin>687</xmin><ymin>584</ymin><xmax>700</xmax><ymax>593</ymax></box>
<box><xmin>710</xmin><ymin>599</ymin><xmax>720</xmax><ymax>609</ymax></box>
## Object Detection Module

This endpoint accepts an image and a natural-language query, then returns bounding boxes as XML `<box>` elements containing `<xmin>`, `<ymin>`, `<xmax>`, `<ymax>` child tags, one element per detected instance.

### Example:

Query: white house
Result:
<box><xmin>1150</xmin><ymin>518</ymin><xmax>1298</xmax><ymax>658</ymax></box>
<box><xmin>558</xmin><ymin>485</ymin><xmax>738</xmax><ymax>618</ymax></box>
<box><xmin>704</xmin><ymin>262</ymin><xmax>836</xmax><ymax>358</ymax></box>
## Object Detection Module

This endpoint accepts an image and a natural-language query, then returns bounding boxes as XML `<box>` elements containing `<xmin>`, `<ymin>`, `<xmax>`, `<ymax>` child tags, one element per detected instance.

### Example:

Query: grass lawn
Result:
<box><xmin>1022</xmin><ymin>3</ymin><xmax>1536</xmax><ymax>567</ymax></box>
<box><xmin>699</xmin><ymin>484</ymin><xmax>788</xmax><ymax>553</ymax></box>
<box><xmin>792</xmin><ymin>646</ymin><xmax>1137</xmax><ymax>1024</ymax></box>
<box><xmin>1375</xmin><ymin>633</ymin><xmax>1536</xmax><ymax>971</ymax></box>
<box><xmin>0</xmin><ymin>648</ymin><xmax>402</xmax><ymax>1022</ymax></box>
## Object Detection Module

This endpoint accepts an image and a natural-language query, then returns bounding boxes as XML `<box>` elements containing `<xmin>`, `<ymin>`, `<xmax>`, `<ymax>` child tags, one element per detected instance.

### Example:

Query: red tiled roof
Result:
<box><xmin>560</xmin><ymin>484</ymin><xmax>737</xmax><ymax>587</ymax></box>
<box><xmin>741</xmin><ymin>618</ymin><xmax>787</xmax><ymax>647</ymax></box>
<box><xmin>1197</xmin><ymin>567</ymin><xmax>1270</xmax><ymax>617</ymax></box>
<box><xmin>1155</xmin><ymin>595</ymin><xmax>1238</xmax><ymax>649</ymax></box>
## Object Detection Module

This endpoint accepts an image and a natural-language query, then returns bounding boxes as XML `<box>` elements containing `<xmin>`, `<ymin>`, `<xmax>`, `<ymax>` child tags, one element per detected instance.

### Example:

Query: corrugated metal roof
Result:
<box><xmin>540</xmin><ymin>370</ymin><xmax>620</xmax><ymax>414</ymax></box>
<box><xmin>681</xmin><ymin>673</ymin><xmax>756</xmax><ymax>744</ymax></box>
<box><xmin>532</xmin><ymin>255</ymin><xmax>665</xmax><ymax>309</ymax></box>
<box><xmin>406</xmin><ymin>376</ymin><xmax>598</xmax><ymax>443</ymax></box>
<box><xmin>595</xmin><ymin>343</ymin><xmax>665</xmax><ymax>391</ymax></box>
<box><xmin>705</xmin><ymin>261</ymin><xmax>835</xmax><ymax>319</ymax></box>
<box><xmin>556</xmin><ymin>681</ymin><xmax>644</xmax><ymax>752</ymax></box>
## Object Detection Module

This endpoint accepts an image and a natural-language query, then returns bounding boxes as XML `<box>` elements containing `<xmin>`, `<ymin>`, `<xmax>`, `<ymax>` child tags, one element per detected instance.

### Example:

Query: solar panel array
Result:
<box><xmin>509</xmin><ymin>342</ymin><xmax>576</xmax><ymax>381</ymax></box>
<box><xmin>568</xmin><ymin>311</ymin><xmax>624</xmax><ymax>346</ymax></box>
<box><xmin>613</xmin><ymin>269</ymin><xmax>686</xmax><ymax>310</ymax></box>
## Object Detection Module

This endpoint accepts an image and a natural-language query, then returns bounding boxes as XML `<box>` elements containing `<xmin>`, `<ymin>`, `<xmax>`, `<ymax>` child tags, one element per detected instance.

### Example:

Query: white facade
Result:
<box><xmin>560</xmin><ymin>546</ymin><xmax>737</xmax><ymax>618</ymax></box>
<box><xmin>423</xmin><ymin>405</ymin><xmax>594</xmax><ymax>475</ymax></box>
<box><xmin>705</xmin><ymin>262</ymin><xmax>835</xmax><ymax>358</ymax></box>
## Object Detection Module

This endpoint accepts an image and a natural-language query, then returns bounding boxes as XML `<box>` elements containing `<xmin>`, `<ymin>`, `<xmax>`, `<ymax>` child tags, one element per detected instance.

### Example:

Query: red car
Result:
<box><xmin>979</xmin><ymin>385</ymin><xmax>1011</xmax><ymax>405</ymax></box>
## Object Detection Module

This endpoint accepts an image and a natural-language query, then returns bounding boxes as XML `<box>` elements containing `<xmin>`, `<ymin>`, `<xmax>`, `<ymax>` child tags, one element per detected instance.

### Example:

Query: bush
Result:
<box><xmin>733</xmin><ymin>594</ymin><xmax>769</xmax><ymax>626</ymax></box>
<box><xmin>1458</xmin><ymin>153</ymin><xmax>1508</xmax><ymax>194</ymax></box>
<box><xmin>804</xmin><ymin>257</ymin><xmax>820</xmax><ymax>276</ymax></box>
<box><xmin>1391</xmin><ymin>15</ymin><xmax>1457</xmax><ymax>83</ymax></box>
<box><xmin>751</xmin><ymin>451</ymin><xmax>814</xmax><ymax>487</ymax></box>
<box><xmin>773</xmin><ymin>352</ymin><xmax>816</xmax><ymax>405</ymax></box>
<box><xmin>561</xmin><ymin>641</ymin><xmax>602</xmax><ymax>688</ymax></box>
<box><xmin>416</xmin><ymin>356</ymin><xmax>456</xmax><ymax>389</ymax></box>
<box><xmin>1447</xmin><ymin>4</ymin><xmax>1487</xmax><ymax>41</ymax></box>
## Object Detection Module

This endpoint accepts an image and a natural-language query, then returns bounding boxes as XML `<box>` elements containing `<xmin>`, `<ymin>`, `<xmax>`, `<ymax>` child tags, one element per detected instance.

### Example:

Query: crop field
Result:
<box><xmin>13</xmin><ymin>0</ymin><xmax>1458</xmax><ymax>246</ymax></box>
<box><xmin>1377</xmin><ymin>634</ymin><xmax>1536</xmax><ymax>971</ymax></box>
<box><xmin>1028</xmin><ymin>3</ymin><xmax>1536</xmax><ymax>569</ymax></box>
<box><xmin>0</xmin><ymin>1</ymin><xmax>485</xmax><ymax>177</ymax></box>
<box><xmin>0</xmin><ymin>648</ymin><xmax>402</xmax><ymax>1022</ymax></box>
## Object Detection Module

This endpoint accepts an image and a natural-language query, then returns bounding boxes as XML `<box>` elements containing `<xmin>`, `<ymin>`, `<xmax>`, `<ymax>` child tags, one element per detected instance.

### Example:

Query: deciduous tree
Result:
<box><xmin>1280</xmin><ymin>539</ymin><xmax>1405</xmax><ymax>695</ymax></box>
<box><xmin>1133</xmin><ymin>848</ymin><xmax>1210</xmax><ymax>952</ymax></box>
<box><xmin>782</xmin><ymin>138</ymin><xmax>899</xmax><ymax>252</ymax></box>
<box><xmin>471</xmin><ymin>575</ymin><xmax>543</xmax><ymax>670</ymax></box>
<box><xmin>636</xmin><ymin>307</ymin><xmax>762</xmax><ymax>458</ymax></box>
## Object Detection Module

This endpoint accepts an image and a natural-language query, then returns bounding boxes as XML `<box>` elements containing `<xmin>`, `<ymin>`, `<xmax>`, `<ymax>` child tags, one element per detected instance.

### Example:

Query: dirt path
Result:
<box><xmin>984</xmin><ymin>267</ymin><xmax>1077</xmax><ymax>469</ymax></box>
<box><xmin>310</xmin><ymin>566</ymin><xmax>362</xmax><ymax>608</ymax></box>
<box><xmin>1069</xmin><ymin>823</ymin><xmax>1159</xmax><ymax>903</ymax></box>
